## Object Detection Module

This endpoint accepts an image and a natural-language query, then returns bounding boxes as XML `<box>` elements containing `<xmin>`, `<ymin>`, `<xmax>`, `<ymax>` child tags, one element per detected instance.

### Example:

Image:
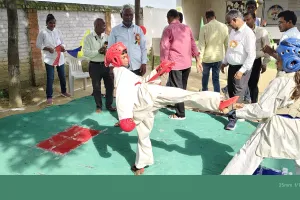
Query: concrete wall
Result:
<box><xmin>111</xmin><ymin>13</ymin><xmax>123</xmax><ymax>28</ymax></box>
<box><xmin>143</xmin><ymin>7</ymin><xmax>169</xmax><ymax>52</ymax></box>
<box><xmin>0</xmin><ymin>1</ymin><xmax>121</xmax><ymax>89</ymax></box>
<box><xmin>180</xmin><ymin>0</ymin><xmax>266</xmax><ymax>41</ymax></box>
<box><xmin>181</xmin><ymin>0</ymin><xmax>228</xmax><ymax>40</ymax></box>
<box><xmin>0</xmin><ymin>9</ymin><xmax>31</xmax><ymax>89</ymax></box>
<box><xmin>181</xmin><ymin>0</ymin><xmax>300</xmax><ymax>41</ymax></box>
<box><xmin>0</xmin><ymin>2</ymin><xmax>165</xmax><ymax>90</ymax></box>
<box><xmin>37</xmin><ymin>11</ymin><xmax>105</xmax><ymax>50</ymax></box>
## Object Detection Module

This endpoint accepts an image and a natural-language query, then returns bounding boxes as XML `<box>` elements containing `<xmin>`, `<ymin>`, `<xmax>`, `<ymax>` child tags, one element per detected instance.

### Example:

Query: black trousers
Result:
<box><xmin>131</xmin><ymin>69</ymin><xmax>142</xmax><ymax>76</ymax></box>
<box><xmin>227</xmin><ymin>65</ymin><xmax>251</xmax><ymax>103</ymax></box>
<box><xmin>89</xmin><ymin>62</ymin><xmax>114</xmax><ymax>109</ymax></box>
<box><xmin>168</xmin><ymin>67</ymin><xmax>191</xmax><ymax>117</ymax></box>
<box><xmin>248</xmin><ymin>58</ymin><xmax>262</xmax><ymax>103</ymax></box>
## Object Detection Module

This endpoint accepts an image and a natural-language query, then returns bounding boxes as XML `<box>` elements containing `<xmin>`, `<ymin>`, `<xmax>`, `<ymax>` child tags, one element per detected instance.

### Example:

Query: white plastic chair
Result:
<box><xmin>65</xmin><ymin>53</ymin><xmax>90</xmax><ymax>96</ymax></box>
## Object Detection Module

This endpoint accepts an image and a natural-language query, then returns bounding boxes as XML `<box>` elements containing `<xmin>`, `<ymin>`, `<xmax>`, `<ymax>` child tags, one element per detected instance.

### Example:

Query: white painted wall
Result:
<box><xmin>37</xmin><ymin>11</ymin><xmax>105</xmax><ymax>50</ymax></box>
<box><xmin>143</xmin><ymin>7</ymin><xmax>169</xmax><ymax>53</ymax></box>
<box><xmin>111</xmin><ymin>13</ymin><xmax>123</xmax><ymax>28</ymax></box>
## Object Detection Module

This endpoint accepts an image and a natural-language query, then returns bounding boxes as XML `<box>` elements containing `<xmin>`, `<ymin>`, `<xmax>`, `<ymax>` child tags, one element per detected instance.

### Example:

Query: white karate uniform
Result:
<box><xmin>113</xmin><ymin>66</ymin><xmax>222</xmax><ymax>169</ymax></box>
<box><xmin>222</xmin><ymin>71</ymin><xmax>300</xmax><ymax>175</ymax></box>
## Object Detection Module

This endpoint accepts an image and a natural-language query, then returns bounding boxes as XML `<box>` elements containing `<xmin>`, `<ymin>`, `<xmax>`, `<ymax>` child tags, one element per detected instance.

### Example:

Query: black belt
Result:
<box><xmin>90</xmin><ymin>61</ymin><xmax>104</xmax><ymax>64</ymax></box>
<box><xmin>277</xmin><ymin>114</ymin><xmax>300</xmax><ymax>119</ymax></box>
<box><xmin>229</xmin><ymin>64</ymin><xmax>243</xmax><ymax>67</ymax></box>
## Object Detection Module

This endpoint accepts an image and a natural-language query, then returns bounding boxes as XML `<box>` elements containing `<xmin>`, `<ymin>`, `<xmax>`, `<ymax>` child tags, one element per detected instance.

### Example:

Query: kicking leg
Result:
<box><xmin>221</xmin><ymin>128</ymin><xmax>264</xmax><ymax>175</ymax></box>
<box><xmin>152</xmin><ymin>85</ymin><xmax>238</xmax><ymax>112</ymax></box>
<box><xmin>132</xmin><ymin>113</ymin><xmax>155</xmax><ymax>175</ymax></box>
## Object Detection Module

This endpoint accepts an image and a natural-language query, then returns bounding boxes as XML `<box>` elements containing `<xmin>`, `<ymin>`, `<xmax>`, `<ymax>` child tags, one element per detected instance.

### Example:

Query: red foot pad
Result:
<box><xmin>219</xmin><ymin>96</ymin><xmax>239</xmax><ymax>111</ymax></box>
<box><xmin>36</xmin><ymin>125</ymin><xmax>100</xmax><ymax>155</ymax></box>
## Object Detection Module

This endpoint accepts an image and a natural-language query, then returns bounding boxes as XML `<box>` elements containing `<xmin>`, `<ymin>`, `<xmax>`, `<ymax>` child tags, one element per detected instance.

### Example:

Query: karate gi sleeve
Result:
<box><xmin>236</xmin><ymin>78</ymin><xmax>283</xmax><ymax>120</ymax></box>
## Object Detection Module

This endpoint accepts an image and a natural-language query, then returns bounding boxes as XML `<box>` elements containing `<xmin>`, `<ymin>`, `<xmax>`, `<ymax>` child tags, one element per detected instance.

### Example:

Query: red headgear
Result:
<box><xmin>140</xmin><ymin>25</ymin><xmax>146</xmax><ymax>35</ymax></box>
<box><xmin>105</xmin><ymin>42</ymin><xmax>128</xmax><ymax>67</ymax></box>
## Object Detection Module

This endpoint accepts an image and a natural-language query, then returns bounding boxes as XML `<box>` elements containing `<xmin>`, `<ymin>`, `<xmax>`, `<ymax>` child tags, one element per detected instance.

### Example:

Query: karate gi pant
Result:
<box><xmin>134</xmin><ymin>85</ymin><xmax>221</xmax><ymax>169</ymax></box>
<box><xmin>221</xmin><ymin>123</ymin><xmax>300</xmax><ymax>175</ymax></box>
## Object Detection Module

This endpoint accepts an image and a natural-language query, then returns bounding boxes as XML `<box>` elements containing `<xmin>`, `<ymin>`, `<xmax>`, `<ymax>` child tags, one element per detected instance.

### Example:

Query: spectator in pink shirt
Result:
<box><xmin>160</xmin><ymin>9</ymin><xmax>201</xmax><ymax>120</ymax></box>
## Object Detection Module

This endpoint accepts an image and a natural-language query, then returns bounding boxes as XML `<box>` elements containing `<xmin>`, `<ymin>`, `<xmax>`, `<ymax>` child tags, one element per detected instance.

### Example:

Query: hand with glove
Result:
<box><xmin>147</xmin><ymin>61</ymin><xmax>175</xmax><ymax>83</ymax></box>
<box><xmin>155</xmin><ymin>60</ymin><xmax>175</xmax><ymax>76</ymax></box>
<box><xmin>119</xmin><ymin>118</ymin><xmax>136</xmax><ymax>132</ymax></box>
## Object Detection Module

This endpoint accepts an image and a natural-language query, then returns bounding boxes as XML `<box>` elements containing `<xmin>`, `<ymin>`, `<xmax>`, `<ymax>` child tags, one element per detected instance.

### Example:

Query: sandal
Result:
<box><xmin>131</xmin><ymin>165</ymin><xmax>145</xmax><ymax>175</ymax></box>
<box><xmin>96</xmin><ymin>108</ymin><xmax>102</xmax><ymax>113</ymax></box>
<box><xmin>168</xmin><ymin>114</ymin><xmax>186</xmax><ymax>120</ymax></box>
<box><xmin>107</xmin><ymin>107</ymin><xmax>117</xmax><ymax>112</ymax></box>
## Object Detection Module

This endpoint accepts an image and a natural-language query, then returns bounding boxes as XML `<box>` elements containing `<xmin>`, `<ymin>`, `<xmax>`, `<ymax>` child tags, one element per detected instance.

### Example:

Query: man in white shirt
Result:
<box><xmin>263</xmin><ymin>10</ymin><xmax>300</xmax><ymax>59</ymax></box>
<box><xmin>221</xmin><ymin>9</ymin><xmax>256</xmax><ymax>130</ymax></box>
<box><xmin>83</xmin><ymin>18</ymin><xmax>116</xmax><ymax>113</ymax></box>
<box><xmin>223</xmin><ymin>1</ymin><xmax>267</xmax><ymax>102</ymax></box>
<box><xmin>108</xmin><ymin>4</ymin><xmax>147</xmax><ymax>76</ymax></box>
<box><xmin>243</xmin><ymin>12</ymin><xmax>271</xmax><ymax>103</ymax></box>
<box><xmin>242</xmin><ymin>0</ymin><xmax>266</xmax><ymax>103</ymax></box>
<box><xmin>278</xmin><ymin>11</ymin><xmax>300</xmax><ymax>42</ymax></box>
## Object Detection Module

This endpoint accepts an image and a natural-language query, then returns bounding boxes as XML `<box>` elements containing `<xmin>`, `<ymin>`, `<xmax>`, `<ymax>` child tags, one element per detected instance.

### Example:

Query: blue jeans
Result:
<box><xmin>45</xmin><ymin>63</ymin><xmax>67</xmax><ymax>99</ymax></box>
<box><xmin>202</xmin><ymin>61</ymin><xmax>221</xmax><ymax>92</ymax></box>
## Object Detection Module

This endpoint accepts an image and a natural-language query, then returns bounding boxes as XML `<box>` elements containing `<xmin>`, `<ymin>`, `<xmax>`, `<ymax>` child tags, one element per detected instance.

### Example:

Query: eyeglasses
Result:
<box><xmin>225</xmin><ymin>17</ymin><xmax>236</xmax><ymax>25</ymax></box>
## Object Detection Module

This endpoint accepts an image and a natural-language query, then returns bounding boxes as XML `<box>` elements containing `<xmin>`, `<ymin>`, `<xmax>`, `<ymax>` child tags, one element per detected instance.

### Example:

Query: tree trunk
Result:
<box><xmin>135</xmin><ymin>0</ymin><xmax>141</xmax><ymax>25</ymax></box>
<box><xmin>6</xmin><ymin>0</ymin><xmax>22</xmax><ymax>107</ymax></box>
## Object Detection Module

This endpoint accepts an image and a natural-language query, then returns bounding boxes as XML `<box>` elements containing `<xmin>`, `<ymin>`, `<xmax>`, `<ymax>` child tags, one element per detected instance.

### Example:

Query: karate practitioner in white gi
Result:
<box><xmin>105</xmin><ymin>42</ymin><xmax>239</xmax><ymax>175</ymax></box>
<box><xmin>222</xmin><ymin>38</ymin><xmax>300</xmax><ymax>175</ymax></box>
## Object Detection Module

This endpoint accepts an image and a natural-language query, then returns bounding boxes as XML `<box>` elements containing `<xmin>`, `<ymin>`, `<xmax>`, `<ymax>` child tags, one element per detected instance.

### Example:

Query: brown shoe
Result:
<box><xmin>61</xmin><ymin>92</ymin><xmax>71</xmax><ymax>97</ymax></box>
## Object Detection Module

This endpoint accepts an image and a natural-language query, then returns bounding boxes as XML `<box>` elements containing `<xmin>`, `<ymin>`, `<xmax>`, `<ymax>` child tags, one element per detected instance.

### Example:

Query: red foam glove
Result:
<box><xmin>147</xmin><ymin>61</ymin><xmax>175</xmax><ymax>83</ymax></box>
<box><xmin>119</xmin><ymin>118</ymin><xmax>136</xmax><ymax>132</ymax></box>
<box><xmin>156</xmin><ymin>60</ymin><xmax>175</xmax><ymax>75</ymax></box>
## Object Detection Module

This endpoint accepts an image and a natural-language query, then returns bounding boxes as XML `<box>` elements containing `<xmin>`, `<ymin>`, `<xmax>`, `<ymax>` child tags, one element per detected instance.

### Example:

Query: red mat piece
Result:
<box><xmin>36</xmin><ymin>125</ymin><xmax>100</xmax><ymax>155</ymax></box>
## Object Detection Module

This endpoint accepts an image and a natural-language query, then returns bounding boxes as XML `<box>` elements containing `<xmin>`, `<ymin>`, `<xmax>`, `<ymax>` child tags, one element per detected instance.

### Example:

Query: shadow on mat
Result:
<box><xmin>159</xmin><ymin>108</ymin><xmax>176</xmax><ymax>116</ymax></box>
<box><xmin>0</xmin><ymin>97</ymin><xmax>96</xmax><ymax>174</ymax></box>
<box><xmin>170</xmin><ymin>129</ymin><xmax>234</xmax><ymax>175</ymax></box>
<box><xmin>82</xmin><ymin>118</ymin><xmax>173</xmax><ymax>169</ymax></box>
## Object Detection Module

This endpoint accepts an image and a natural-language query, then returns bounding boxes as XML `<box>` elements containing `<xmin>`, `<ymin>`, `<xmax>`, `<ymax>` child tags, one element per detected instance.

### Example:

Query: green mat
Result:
<box><xmin>0</xmin><ymin>96</ymin><xmax>295</xmax><ymax>175</ymax></box>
